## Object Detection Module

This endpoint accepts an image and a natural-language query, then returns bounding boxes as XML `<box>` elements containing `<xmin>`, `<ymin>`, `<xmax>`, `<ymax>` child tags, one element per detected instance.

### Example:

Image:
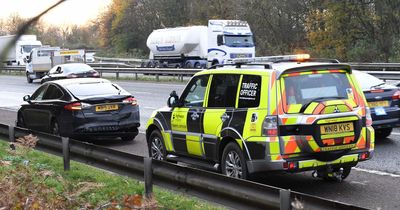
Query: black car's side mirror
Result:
<box><xmin>23</xmin><ymin>95</ymin><xmax>31</xmax><ymax>103</ymax></box>
<box><xmin>167</xmin><ymin>90</ymin><xmax>180</xmax><ymax>107</ymax></box>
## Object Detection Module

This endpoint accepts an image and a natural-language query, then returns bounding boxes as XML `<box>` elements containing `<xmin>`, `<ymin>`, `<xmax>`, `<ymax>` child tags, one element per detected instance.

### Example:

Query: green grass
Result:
<box><xmin>0</xmin><ymin>139</ymin><xmax>224</xmax><ymax>210</ymax></box>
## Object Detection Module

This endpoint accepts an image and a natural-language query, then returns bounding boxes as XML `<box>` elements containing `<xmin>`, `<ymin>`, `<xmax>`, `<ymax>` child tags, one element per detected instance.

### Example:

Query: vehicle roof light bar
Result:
<box><xmin>231</xmin><ymin>54</ymin><xmax>311</xmax><ymax>64</ymax></box>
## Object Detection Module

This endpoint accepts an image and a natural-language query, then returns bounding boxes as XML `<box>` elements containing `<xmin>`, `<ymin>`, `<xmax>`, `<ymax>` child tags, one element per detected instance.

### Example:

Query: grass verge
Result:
<box><xmin>0</xmin><ymin>136</ymin><xmax>223</xmax><ymax>210</ymax></box>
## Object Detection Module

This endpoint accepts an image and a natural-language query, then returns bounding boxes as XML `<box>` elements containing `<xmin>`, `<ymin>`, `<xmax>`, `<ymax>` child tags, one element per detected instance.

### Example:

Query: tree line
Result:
<box><xmin>1</xmin><ymin>0</ymin><xmax>400</xmax><ymax>62</ymax></box>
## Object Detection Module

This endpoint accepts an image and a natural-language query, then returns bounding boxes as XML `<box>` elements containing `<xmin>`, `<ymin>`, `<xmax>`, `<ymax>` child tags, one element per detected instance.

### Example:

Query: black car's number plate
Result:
<box><xmin>368</xmin><ymin>100</ymin><xmax>389</xmax><ymax>108</ymax></box>
<box><xmin>95</xmin><ymin>104</ymin><xmax>118</xmax><ymax>112</ymax></box>
<box><xmin>320</xmin><ymin>122</ymin><xmax>354</xmax><ymax>135</ymax></box>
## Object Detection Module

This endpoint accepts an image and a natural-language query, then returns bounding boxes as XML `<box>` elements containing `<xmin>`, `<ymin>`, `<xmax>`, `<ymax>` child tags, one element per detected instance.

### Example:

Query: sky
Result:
<box><xmin>0</xmin><ymin>0</ymin><xmax>112</xmax><ymax>26</ymax></box>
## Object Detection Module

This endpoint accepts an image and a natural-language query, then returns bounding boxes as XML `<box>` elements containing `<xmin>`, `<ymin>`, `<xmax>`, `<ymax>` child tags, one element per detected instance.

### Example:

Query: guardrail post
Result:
<box><xmin>156</xmin><ymin>74</ymin><xmax>159</xmax><ymax>82</ymax></box>
<box><xmin>135</xmin><ymin>73</ymin><xmax>138</xmax><ymax>80</ymax></box>
<box><xmin>116</xmin><ymin>70</ymin><xmax>120</xmax><ymax>80</ymax></box>
<box><xmin>9</xmin><ymin>125</ymin><xmax>15</xmax><ymax>142</ymax></box>
<box><xmin>62</xmin><ymin>137</ymin><xmax>70</xmax><ymax>171</ymax></box>
<box><xmin>144</xmin><ymin>157</ymin><xmax>153</xmax><ymax>199</ymax></box>
<box><xmin>280</xmin><ymin>189</ymin><xmax>291</xmax><ymax>210</ymax></box>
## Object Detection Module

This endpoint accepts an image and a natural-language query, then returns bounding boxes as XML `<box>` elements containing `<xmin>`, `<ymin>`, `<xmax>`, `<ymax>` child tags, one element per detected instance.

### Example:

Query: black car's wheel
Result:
<box><xmin>149</xmin><ymin>130</ymin><xmax>166</xmax><ymax>160</ymax></box>
<box><xmin>375</xmin><ymin>127</ymin><xmax>392</xmax><ymax>139</ymax></box>
<box><xmin>317</xmin><ymin>166</ymin><xmax>351</xmax><ymax>182</ymax></box>
<box><xmin>121</xmin><ymin>134</ymin><xmax>137</xmax><ymax>141</ymax></box>
<box><xmin>51</xmin><ymin>120</ymin><xmax>60</xmax><ymax>136</ymax></box>
<box><xmin>26</xmin><ymin>73</ymin><xmax>33</xmax><ymax>83</ymax></box>
<box><xmin>221</xmin><ymin>142</ymin><xmax>248</xmax><ymax>179</ymax></box>
<box><xmin>17</xmin><ymin>112</ymin><xmax>25</xmax><ymax>127</ymax></box>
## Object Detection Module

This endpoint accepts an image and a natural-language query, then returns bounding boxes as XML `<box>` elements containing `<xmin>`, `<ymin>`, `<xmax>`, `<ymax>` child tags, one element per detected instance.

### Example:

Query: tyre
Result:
<box><xmin>375</xmin><ymin>127</ymin><xmax>392</xmax><ymax>139</ymax></box>
<box><xmin>51</xmin><ymin>120</ymin><xmax>60</xmax><ymax>136</ymax></box>
<box><xmin>221</xmin><ymin>142</ymin><xmax>248</xmax><ymax>179</ymax></box>
<box><xmin>194</xmin><ymin>62</ymin><xmax>201</xmax><ymax>69</ymax></box>
<box><xmin>17</xmin><ymin>112</ymin><xmax>25</xmax><ymax>128</ymax></box>
<box><xmin>185</xmin><ymin>62</ymin><xmax>193</xmax><ymax>68</ymax></box>
<box><xmin>317</xmin><ymin>166</ymin><xmax>351</xmax><ymax>182</ymax></box>
<box><xmin>26</xmin><ymin>73</ymin><xmax>33</xmax><ymax>83</ymax></box>
<box><xmin>149</xmin><ymin>130</ymin><xmax>166</xmax><ymax>160</ymax></box>
<box><xmin>121</xmin><ymin>134</ymin><xmax>137</xmax><ymax>141</ymax></box>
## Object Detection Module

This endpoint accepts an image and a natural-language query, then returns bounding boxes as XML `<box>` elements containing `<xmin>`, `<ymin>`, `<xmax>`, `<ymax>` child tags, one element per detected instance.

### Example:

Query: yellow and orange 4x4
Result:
<box><xmin>146</xmin><ymin>54</ymin><xmax>374</xmax><ymax>181</ymax></box>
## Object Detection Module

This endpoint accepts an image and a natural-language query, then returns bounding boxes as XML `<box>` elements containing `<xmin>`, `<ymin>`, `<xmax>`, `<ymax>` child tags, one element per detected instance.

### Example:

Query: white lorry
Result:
<box><xmin>0</xmin><ymin>35</ymin><xmax>42</xmax><ymax>65</ymax></box>
<box><xmin>144</xmin><ymin>20</ymin><xmax>255</xmax><ymax>68</ymax></box>
<box><xmin>25</xmin><ymin>47</ymin><xmax>85</xmax><ymax>83</ymax></box>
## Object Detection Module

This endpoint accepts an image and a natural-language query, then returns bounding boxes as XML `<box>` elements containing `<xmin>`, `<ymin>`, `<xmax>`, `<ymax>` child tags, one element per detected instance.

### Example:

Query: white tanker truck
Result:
<box><xmin>143</xmin><ymin>20</ymin><xmax>255</xmax><ymax>68</ymax></box>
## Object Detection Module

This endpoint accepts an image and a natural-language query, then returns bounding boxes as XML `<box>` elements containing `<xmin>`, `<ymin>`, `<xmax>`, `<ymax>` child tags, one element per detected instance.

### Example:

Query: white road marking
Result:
<box><xmin>143</xmin><ymin>106</ymin><xmax>157</xmax><ymax>109</ymax></box>
<box><xmin>390</xmin><ymin>132</ymin><xmax>400</xmax><ymax>136</ymax></box>
<box><xmin>354</xmin><ymin>167</ymin><xmax>400</xmax><ymax>178</ymax></box>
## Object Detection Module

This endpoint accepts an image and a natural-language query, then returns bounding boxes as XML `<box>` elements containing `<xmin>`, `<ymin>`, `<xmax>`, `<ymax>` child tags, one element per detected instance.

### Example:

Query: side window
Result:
<box><xmin>238</xmin><ymin>75</ymin><xmax>261</xmax><ymax>108</ymax></box>
<box><xmin>180</xmin><ymin>75</ymin><xmax>209</xmax><ymax>107</ymax></box>
<box><xmin>30</xmin><ymin>85</ymin><xmax>48</xmax><ymax>101</ymax></box>
<box><xmin>43</xmin><ymin>85</ymin><xmax>64</xmax><ymax>100</ymax></box>
<box><xmin>208</xmin><ymin>74</ymin><xmax>240</xmax><ymax>108</ymax></box>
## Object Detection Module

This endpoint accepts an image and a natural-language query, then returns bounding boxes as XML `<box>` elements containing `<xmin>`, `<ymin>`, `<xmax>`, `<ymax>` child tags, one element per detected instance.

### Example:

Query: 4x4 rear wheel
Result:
<box><xmin>316</xmin><ymin>166</ymin><xmax>351</xmax><ymax>182</ymax></box>
<box><xmin>149</xmin><ymin>130</ymin><xmax>166</xmax><ymax>160</ymax></box>
<box><xmin>221</xmin><ymin>142</ymin><xmax>248</xmax><ymax>179</ymax></box>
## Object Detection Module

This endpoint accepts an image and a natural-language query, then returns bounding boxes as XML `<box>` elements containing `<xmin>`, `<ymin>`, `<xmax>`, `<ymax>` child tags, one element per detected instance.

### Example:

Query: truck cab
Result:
<box><xmin>207</xmin><ymin>20</ymin><xmax>255</xmax><ymax>66</ymax></box>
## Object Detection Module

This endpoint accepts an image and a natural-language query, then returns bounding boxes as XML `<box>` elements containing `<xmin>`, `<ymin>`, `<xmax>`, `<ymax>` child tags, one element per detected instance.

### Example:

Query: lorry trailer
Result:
<box><xmin>144</xmin><ymin>20</ymin><xmax>255</xmax><ymax>68</ymax></box>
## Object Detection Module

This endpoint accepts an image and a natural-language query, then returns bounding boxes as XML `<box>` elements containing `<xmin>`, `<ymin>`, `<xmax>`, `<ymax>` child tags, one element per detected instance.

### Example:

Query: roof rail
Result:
<box><xmin>209</xmin><ymin>63</ymin><xmax>272</xmax><ymax>69</ymax></box>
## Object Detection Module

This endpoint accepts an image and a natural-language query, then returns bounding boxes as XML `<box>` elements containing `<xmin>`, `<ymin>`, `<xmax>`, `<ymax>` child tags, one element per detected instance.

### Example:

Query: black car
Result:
<box><xmin>17</xmin><ymin>78</ymin><xmax>140</xmax><ymax>141</ymax></box>
<box><xmin>353</xmin><ymin>70</ymin><xmax>400</xmax><ymax>139</ymax></box>
<box><xmin>41</xmin><ymin>63</ymin><xmax>99</xmax><ymax>83</ymax></box>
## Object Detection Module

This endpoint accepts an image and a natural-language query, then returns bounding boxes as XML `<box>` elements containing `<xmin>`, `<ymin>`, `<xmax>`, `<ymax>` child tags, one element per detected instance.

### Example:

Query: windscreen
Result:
<box><xmin>352</xmin><ymin>70</ymin><xmax>384</xmax><ymax>90</ymax></box>
<box><xmin>66</xmin><ymin>82</ymin><xmax>129</xmax><ymax>99</ymax></box>
<box><xmin>224</xmin><ymin>35</ymin><xmax>254</xmax><ymax>47</ymax></box>
<box><xmin>22</xmin><ymin>45</ymin><xmax>41</xmax><ymax>53</ymax></box>
<box><xmin>282</xmin><ymin>71</ymin><xmax>353</xmax><ymax>113</ymax></box>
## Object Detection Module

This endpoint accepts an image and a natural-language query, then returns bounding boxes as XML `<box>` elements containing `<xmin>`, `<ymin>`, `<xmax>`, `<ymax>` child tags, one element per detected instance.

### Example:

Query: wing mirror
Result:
<box><xmin>217</xmin><ymin>35</ymin><xmax>223</xmax><ymax>46</ymax></box>
<box><xmin>167</xmin><ymin>90</ymin><xmax>180</xmax><ymax>107</ymax></box>
<box><xmin>23</xmin><ymin>95</ymin><xmax>31</xmax><ymax>103</ymax></box>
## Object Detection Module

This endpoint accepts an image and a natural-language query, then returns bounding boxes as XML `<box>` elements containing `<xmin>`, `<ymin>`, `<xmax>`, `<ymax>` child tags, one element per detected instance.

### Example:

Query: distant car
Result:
<box><xmin>41</xmin><ymin>63</ymin><xmax>99</xmax><ymax>84</ymax></box>
<box><xmin>17</xmin><ymin>78</ymin><xmax>140</xmax><ymax>141</ymax></box>
<box><xmin>353</xmin><ymin>70</ymin><xmax>400</xmax><ymax>139</ymax></box>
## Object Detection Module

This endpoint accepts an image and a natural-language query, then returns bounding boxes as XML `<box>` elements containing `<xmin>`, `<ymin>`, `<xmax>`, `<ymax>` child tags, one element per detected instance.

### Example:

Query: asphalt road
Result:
<box><xmin>1</xmin><ymin>75</ymin><xmax>400</xmax><ymax>209</ymax></box>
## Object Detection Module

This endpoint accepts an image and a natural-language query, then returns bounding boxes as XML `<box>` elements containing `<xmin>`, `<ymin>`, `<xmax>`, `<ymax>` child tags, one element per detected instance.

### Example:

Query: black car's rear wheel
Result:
<box><xmin>149</xmin><ymin>130</ymin><xmax>166</xmax><ymax>160</ymax></box>
<box><xmin>375</xmin><ymin>128</ymin><xmax>392</xmax><ymax>139</ymax></box>
<box><xmin>121</xmin><ymin>134</ymin><xmax>137</xmax><ymax>141</ymax></box>
<box><xmin>51</xmin><ymin>120</ymin><xmax>60</xmax><ymax>136</ymax></box>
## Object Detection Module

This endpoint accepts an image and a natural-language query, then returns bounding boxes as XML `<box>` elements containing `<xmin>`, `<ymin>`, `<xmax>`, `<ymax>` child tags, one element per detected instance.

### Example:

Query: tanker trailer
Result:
<box><xmin>144</xmin><ymin>20</ymin><xmax>255</xmax><ymax>68</ymax></box>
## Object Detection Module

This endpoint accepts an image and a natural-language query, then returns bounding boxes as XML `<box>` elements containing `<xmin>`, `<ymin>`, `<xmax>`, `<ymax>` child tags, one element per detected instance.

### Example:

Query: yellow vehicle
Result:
<box><xmin>146</xmin><ymin>54</ymin><xmax>374</xmax><ymax>181</ymax></box>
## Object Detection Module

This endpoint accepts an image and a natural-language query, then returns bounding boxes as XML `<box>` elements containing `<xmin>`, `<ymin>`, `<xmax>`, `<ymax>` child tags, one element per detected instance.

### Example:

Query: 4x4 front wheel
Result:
<box><xmin>221</xmin><ymin>142</ymin><xmax>248</xmax><ymax>179</ymax></box>
<box><xmin>149</xmin><ymin>130</ymin><xmax>166</xmax><ymax>160</ymax></box>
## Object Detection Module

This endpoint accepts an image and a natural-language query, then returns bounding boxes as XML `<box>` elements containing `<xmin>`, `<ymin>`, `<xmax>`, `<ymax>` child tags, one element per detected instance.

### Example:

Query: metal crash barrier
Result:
<box><xmin>0</xmin><ymin>123</ymin><xmax>365</xmax><ymax>210</ymax></box>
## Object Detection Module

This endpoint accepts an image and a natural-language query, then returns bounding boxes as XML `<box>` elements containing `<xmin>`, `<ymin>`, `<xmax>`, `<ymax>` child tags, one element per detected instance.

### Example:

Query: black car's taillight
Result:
<box><xmin>64</xmin><ymin>102</ymin><xmax>82</xmax><ymax>111</ymax></box>
<box><xmin>392</xmin><ymin>90</ymin><xmax>400</xmax><ymax>100</ymax></box>
<box><xmin>123</xmin><ymin>97</ymin><xmax>138</xmax><ymax>106</ymax></box>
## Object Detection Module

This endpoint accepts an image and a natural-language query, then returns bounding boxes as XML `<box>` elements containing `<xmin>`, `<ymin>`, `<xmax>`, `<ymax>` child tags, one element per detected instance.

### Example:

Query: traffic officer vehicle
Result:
<box><xmin>146</xmin><ymin>54</ymin><xmax>375</xmax><ymax>181</ymax></box>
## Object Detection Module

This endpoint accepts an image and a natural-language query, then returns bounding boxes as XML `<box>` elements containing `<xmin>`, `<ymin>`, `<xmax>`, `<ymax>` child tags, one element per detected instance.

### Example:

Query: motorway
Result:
<box><xmin>0</xmin><ymin>75</ymin><xmax>399</xmax><ymax>209</ymax></box>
